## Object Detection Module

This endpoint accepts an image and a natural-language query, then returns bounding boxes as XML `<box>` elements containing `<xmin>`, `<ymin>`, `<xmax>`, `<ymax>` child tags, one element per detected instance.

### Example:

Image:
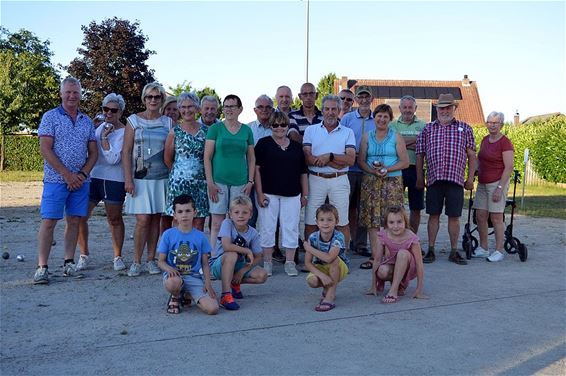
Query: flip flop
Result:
<box><xmin>382</xmin><ymin>295</ymin><xmax>399</xmax><ymax>304</ymax></box>
<box><xmin>360</xmin><ymin>258</ymin><xmax>374</xmax><ymax>269</ymax></box>
<box><xmin>167</xmin><ymin>294</ymin><xmax>181</xmax><ymax>314</ymax></box>
<box><xmin>314</xmin><ymin>301</ymin><xmax>336</xmax><ymax>312</ymax></box>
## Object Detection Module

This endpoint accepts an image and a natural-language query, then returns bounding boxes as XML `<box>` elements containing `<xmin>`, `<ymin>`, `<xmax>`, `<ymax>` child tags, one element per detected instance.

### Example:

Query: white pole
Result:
<box><xmin>521</xmin><ymin>148</ymin><xmax>529</xmax><ymax>208</ymax></box>
<box><xmin>305</xmin><ymin>0</ymin><xmax>310</xmax><ymax>82</ymax></box>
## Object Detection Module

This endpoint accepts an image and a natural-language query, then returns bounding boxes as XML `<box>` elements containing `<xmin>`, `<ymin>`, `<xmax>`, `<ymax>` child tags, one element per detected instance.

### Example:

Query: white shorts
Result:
<box><xmin>208</xmin><ymin>182</ymin><xmax>247</xmax><ymax>215</ymax></box>
<box><xmin>257</xmin><ymin>193</ymin><xmax>301</xmax><ymax>249</ymax></box>
<box><xmin>305</xmin><ymin>174</ymin><xmax>350</xmax><ymax>226</ymax></box>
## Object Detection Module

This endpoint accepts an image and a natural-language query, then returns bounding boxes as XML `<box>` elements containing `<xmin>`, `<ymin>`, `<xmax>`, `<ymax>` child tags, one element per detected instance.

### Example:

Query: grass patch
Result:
<box><xmin>0</xmin><ymin>170</ymin><xmax>43</xmax><ymax>182</ymax></box>
<box><xmin>513</xmin><ymin>182</ymin><xmax>566</xmax><ymax>219</ymax></box>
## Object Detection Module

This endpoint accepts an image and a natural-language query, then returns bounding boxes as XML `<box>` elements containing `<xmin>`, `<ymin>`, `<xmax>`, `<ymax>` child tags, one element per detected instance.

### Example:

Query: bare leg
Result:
<box><xmin>263</xmin><ymin>247</ymin><xmax>273</xmax><ymax>263</ymax></box>
<box><xmin>242</xmin><ymin>267</ymin><xmax>268</xmax><ymax>284</ymax></box>
<box><xmin>409</xmin><ymin>209</ymin><xmax>421</xmax><ymax>234</ymax></box>
<box><xmin>284</xmin><ymin>247</ymin><xmax>296</xmax><ymax>262</ymax></box>
<box><xmin>427</xmin><ymin>214</ymin><xmax>440</xmax><ymax>249</ymax></box>
<box><xmin>37</xmin><ymin>219</ymin><xmax>57</xmax><ymax>266</ymax></box>
<box><xmin>447</xmin><ymin>216</ymin><xmax>460</xmax><ymax>250</ymax></box>
<box><xmin>210</xmin><ymin>214</ymin><xmax>225</xmax><ymax>246</ymax></box>
<box><xmin>197</xmin><ymin>296</ymin><xmax>219</xmax><ymax>315</ymax></box>
<box><xmin>133</xmin><ymin>214</ymin><xmax>151</xmax><ymax>264</ymax></box>
<box><xmin>337</xmin><ymin>225</ymin><xmax>350</xmax><ymax>254</ymax></box>
<box><xmin>64</xmin><ymin>216</ymin><xmax>81</xmax><ymax>261</ymax></box>
<box><xmin>164</xmin><ymin>276</ymin><xmax>183</xmax><ymax>296</ymax></box>
<box><xmin>77</xmin><ymin>202</ymin><xmax>97</xmax><ymax>256</ymax></box>
<box><xmin>476</xmin><ymin>209</ymin><xmax>489</xmax><ymax>250</ymax></box>
<box><xmin>323</xmin><ymin>258</ymin><xmax>341</xmax><ymax>303</ymax></box>
<box><xmin>490</xmin><ymin>213</ymin><xmax>505</xmax><ymax>251</ymax></box>
<box><xmin>105</xmin><ymin>203</ymin><xmax>125</xmax><ymax>258</ymax></box>
<box><xmin>368</xmin><ymin>227</ymin><xmax>379</xmax><ymax>255</ymax></box>
<box><xmin>146</xmin><ymin>214</ymin><xmax>161</xmax><ymax>261</ymax></box>
<box><xmin>220</xmin><ymin>252</ymin><xmax>238</xmax><ymax>293</ymax></box>
<box><xmin>387</xmin><ymin>250</ymin><xmax>411</xmax><ymax>297</ymax></box>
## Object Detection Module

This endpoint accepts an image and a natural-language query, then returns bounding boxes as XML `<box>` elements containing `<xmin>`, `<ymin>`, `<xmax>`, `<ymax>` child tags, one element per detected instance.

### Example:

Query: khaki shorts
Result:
<box><xmin>473</xmin><ymin>181</ymin><xmax>509</xmax><ymax>213</ymax></box>
<box><xmin>306</xmin><ymin>258</ymin><xmax>349</xmax><ymax>283</ymax></box>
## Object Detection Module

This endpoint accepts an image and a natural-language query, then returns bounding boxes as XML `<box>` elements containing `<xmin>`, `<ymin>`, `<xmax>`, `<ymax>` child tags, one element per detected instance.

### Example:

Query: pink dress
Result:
<box><xmin>376</xmin><ymin>230</ymin><xmax>420</xmax><ymax>289</ymax></box>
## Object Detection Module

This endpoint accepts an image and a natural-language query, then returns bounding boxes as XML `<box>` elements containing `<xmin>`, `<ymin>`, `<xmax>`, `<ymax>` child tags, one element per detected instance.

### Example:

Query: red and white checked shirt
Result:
<box><xmin>415</xmin><ymin>118</ymin><xmax>475</xmax><ymax>187</ymax></box>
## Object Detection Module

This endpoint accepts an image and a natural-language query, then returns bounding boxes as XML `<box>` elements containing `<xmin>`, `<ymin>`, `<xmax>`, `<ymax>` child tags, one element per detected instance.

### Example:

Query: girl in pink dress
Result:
<box><xmin>368</xmin><ymin>206</ymin><xmax>428</xmax><ymax>303</ymax></box>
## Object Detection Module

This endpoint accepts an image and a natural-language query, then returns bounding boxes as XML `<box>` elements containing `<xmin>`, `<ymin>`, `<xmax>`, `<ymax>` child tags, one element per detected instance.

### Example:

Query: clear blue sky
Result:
<box><xmin>2</xmin><ymin>1</ymin><xmax>564</xmax><ymax>123</ymax></box>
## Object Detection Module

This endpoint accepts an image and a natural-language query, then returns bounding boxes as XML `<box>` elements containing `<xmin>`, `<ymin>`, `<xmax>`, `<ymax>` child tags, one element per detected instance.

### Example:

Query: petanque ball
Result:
<box><xmin>2</xmin><ymin>252</ymin><xmax>9</xmax><ymax>260</ymax></box>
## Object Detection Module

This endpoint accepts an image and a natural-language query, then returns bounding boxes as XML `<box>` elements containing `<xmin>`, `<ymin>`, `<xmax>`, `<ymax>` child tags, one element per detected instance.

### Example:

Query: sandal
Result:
<box><xmin>167</xmin><ymin>294</ymin><xmax>181</xmax><ymax>314</ymax></box>
<box><xmin>360</xmin><ymin>257</ymin><xmax>374</xmax><ymax>269</ymax></box>
<box><xmin>382</xmin><ymin>295</ymin><xmax>399</xmax><ymax>304</ymax></box>
<box><xmin>314</xmin><ymin>301</ymin><xmax>336</xmax><ymax>312</ymax></box>
<box><xmin>181</xmin><ymin>293</ymin><xmax>192</xmax><ymax>307</ymax></box>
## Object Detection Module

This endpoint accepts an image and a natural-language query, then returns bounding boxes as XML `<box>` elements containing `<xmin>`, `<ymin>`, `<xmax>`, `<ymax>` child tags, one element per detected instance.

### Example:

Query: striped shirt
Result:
<box><xmin>289</xmin><ymin>106</ymin><xmax>324</xmax><ymax>135</ymax></box>
<box><xmin>415</xmin><ymin>118</ymin><xmax>475</xmax><ymax>187</ymax></box>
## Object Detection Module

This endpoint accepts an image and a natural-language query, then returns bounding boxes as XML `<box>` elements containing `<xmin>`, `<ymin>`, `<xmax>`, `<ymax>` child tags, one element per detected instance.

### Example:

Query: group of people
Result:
<box><xmin>33</xmin><ymin>76</ymin><xmax>515</xmax><ymax>313</ymax></box>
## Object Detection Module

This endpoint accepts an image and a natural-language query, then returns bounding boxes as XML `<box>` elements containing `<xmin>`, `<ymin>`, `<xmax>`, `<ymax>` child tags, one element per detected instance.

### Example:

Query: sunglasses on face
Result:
<box><xmin>271</xmin><ymin>123</ymin><xmax>289</xmax><ymax>128</ymax></box>
<box><xmin>145</xmin><ymin>95</ymin><xmax>162</xmax><ymax>101</ymax></box>
<box><xmin>340</xmin><ymin>97</ymin><xmax>354</xmax><ymax>102</ymax></box>
<box><xmin>102</xmin><ymin>107</ymin><xmax>119</xmax><ymax>113</ymax></box>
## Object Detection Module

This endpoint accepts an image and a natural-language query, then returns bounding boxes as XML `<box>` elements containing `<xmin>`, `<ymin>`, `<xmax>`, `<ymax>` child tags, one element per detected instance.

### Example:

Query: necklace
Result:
<box><xmin>273</xmin><ymin>136</ymin><xmax>289</xmax><ymax>151</ymax></box>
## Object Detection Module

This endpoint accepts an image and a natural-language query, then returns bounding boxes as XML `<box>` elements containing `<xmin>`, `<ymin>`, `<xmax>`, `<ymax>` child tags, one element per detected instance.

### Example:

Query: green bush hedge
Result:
<box><xmin>2</xmin><ymin>135</ymin><xmax>43</xmax><ymax>171</ymax></box>
<box><xmin>473</xmin><ymin>115</ymin><xmax>566</xmax><ymax>183</ymax></box>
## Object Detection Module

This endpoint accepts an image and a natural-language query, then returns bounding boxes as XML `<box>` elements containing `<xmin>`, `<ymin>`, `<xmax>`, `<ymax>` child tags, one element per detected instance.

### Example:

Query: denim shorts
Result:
<box><xmin>89</xmin><ymin>178</ymin><xmax>126</xmax><ymax>205</ymax></box>
<box><xmin>209</xmin><ymin>254</ymin><xmax>257</xmax><ymax>280</ymax></box>
<box><xmin>40</xmin><ymin>182</ymin><xmax>90</xmax><ymax>219</ymax></box>
<box><xmin>162</xmin><ymin>273</ymin><xmax>208</xmax><ymax>303</ymax></box>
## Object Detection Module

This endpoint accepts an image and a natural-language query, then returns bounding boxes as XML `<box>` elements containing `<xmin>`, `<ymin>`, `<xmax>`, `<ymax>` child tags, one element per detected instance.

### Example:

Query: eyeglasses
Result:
<box><xmin>340</xmin><ymin>97</ymin><xmax>354</xmax><ymax>102</ymax></box>
<box><xmin>145</xmin><ymin>95</ymin><xmax>162</xmax><ymax>101</ymax></box>
<box><xmin>300</xmin><ymin>92</ymin><xmax>316</xmax><ymax>97</ymax></box>
<box><xmin>224</xmin><ymin>105</ymin><xmax>239</xmax><ymax>109</ymax></box>
<box><xmin>256</xmin><ymin>105</ymin><xmax>273</xmax><ymax>111</ymax></box>
<box><xmin>486</xmin><ymin>121</ymin><xmax>502</xmax><ymax>125</ymax></box>
<box><xmin>356</xmin><ymin>95</ymin><xmax>371</xmax><ymax>100</ymax></box>
<box><xmin>102</xmin><ymin>107</ymin><xmax>119</xmax><ymax>113</ymax></box>
<box><xmin>271</xmin><ymin>123</ymin><xmax>289</xmax><ymax>128</ymax></box>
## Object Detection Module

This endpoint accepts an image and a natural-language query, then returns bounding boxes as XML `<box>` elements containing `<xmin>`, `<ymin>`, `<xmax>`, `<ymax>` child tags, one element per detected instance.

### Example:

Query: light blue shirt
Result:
<box><xmin>340</xmin><ymin>109</ymin><xmax>375</xmax><ymax>172</ymax></box>
<box><xmin>248</xmin><ymin>119</ymin><xmax>272</xmax><ymax>146</ymax></box>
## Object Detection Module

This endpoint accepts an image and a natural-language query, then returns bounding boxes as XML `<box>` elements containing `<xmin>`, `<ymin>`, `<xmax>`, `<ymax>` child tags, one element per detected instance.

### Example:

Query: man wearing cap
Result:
<box><xmin>303</xmin><ymin>94</ymin><xmax>356</xmax><ymax>245</ymax></box>
<box><xmin>289</xmin><ymin>82</ymin><xmax>324</xmax><ymax>144</ymax></box>
<box><xmin>340</xmin><ymin>85</ymin><xmax>375</xmax><ymax>258</ymax></box>
<box><xmin>390</xmin><ymin>95</ymin><xmax>426</xmax><ymax>234</ymax></box>
<box><xmin>338</xmin><ymin>89</ymin><xmax>355</xmax><ymax>119</ymax></box>
<box><xmin>416</xmin><ymin>93</ymin><xmax>477</xmax><ymax>265</ymax></box>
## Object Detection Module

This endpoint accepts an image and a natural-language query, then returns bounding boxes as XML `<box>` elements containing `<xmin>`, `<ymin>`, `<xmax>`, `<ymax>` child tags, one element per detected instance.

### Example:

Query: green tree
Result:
<box><xmin>168</xmin><ymin>81</ymin><xmax>193</xmax><ymax>97</ymax></box>
<box><xmin>315</xmin><ymin>72</ymin><xmax>337</xmax><ymax>108</ymax></box>
<box><xmin>0</xmin><ymin>27</ymin><xmax>60</xmax><ymax>170</ymax></box>
<box><xmin>66</xmin><ymin>18</ymin><xmax>155</xmax><ymax>118</ymax></box>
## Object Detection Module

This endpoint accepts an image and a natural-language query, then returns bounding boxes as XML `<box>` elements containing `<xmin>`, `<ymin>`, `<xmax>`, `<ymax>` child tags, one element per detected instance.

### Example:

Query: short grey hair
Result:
<box><xmin>141</xmin><ymin>82</ymin><xmax>166</xmax><ymax>105</ymax></box>
<box><xmin>102</xmin><ymin>93</ymin><xmax>126</xmax><ymax>111</ymax></box>
<box><xmin>321</xmin><ymin>94</ymin><xmax>342</xmax><ymax>109</ymax></box>
<box><xmin>60</xmin><ymin>76</ymin><xmax>81</xmax><ymax>94</ymax></box>
<box><xmin>255</xmin><ymin>94</ymin><xmax>273</xmax><ymax>108</ymax></box>
<box><xmin>178</xmin><ymin>92</ymin><xmax>200</xmax><ymax>109</ymax></box>
<box><xmin>399</xmin><ymin>95</ymin><xmax>417</xmax><ymax>105</ymax></box>
<box><xmin>200</xmin><ymin>95</ymin><xmax>219</xmax><ymax>107</ymax></box>
<box><xmin>487</xmin><ymin>111</ymin><xmax>505</xmax><ymax>123</ymax></box>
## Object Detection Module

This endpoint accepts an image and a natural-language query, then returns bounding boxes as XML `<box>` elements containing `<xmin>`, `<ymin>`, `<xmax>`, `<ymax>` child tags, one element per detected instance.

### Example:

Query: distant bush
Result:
<box><xmin>473</xmin><ymin>115</ymin><xmax>566</xmax><ymax>183</ymax></box>
<box><xmin>2</xmin><ymin>135</ymin><xmax>42</xmax><ymax>171</ymax></box>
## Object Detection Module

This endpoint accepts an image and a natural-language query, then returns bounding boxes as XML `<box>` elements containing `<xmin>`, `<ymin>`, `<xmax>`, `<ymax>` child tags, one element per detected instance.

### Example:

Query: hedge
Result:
<box><xmin>2</xmin><ymin>134</ymin><xmax>43</xmax><ymax>171</ymax></box>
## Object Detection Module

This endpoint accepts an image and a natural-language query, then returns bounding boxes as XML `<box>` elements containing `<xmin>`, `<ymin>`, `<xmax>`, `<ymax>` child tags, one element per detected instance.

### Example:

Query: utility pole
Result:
<box><xmin>305</xmin><ymin>0</ymin><xmax>310</xmax><ymax>82</ymax></box>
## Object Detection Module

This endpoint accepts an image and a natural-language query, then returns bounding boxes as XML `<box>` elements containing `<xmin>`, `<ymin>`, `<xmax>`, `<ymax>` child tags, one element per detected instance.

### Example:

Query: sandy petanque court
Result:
<box><xmin>0</xmin><ymin>180</ymin><xmax>565</xmax><ymax>375</ymax></box>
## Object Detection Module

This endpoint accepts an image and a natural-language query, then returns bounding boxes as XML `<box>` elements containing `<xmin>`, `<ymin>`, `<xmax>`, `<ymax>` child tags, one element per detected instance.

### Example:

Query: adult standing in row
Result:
<box><xmin>162</xmin><ymin>96</ymin><xmax>180</xmax><ymax>124</ymax></box>
<box><xmin>77</xmin><ymin>93</ymin><xmax>127</xmax><ymax>272</ymax></box>
<box><xmin>204</xmin><ymin>95</ymin><xmax>255</xmax><ymax>245</ymax></box>
<box><xmin>122</xmin><ymin>82</ymin><xmax>172</xmax><ymax>277</ymax></box>
<box><xmin>338</xmin><ymin>89</ymin><xmax>355</xmax><ymax>119</ymax></box>
<box><xmin>275</xmin><ymin>85</ymin><xmax>293</xmax><ymax>115</ymax></box>
<box><xmin>473</xmin><ymin>111</ymin><xmax>515</xmax><ymax>262</ymax></box>
<box><xmin>358</xmin><ymin>104</ymin><xmax>409</xmax><ymax>269</ymax></box>
<box><xmin>255</xmin><ymin>111</ymin><xmax>308</xmax><ymax>276</ymax></box>
<box><xmin>416</xmin><ymin>94</ymin><xmax>477</xmax><ymax>266</ymax></box>
<box><xmin>303</xmin><ymin>95</ymin><xmax>356</xmax><ymax>250</ymax></box>
<box><xmin>390</xmin><ymin>95</ymin><xmax>426</xmax><ymax>234</ymax></box>
<box><xmin>164</xmin><ymin>92</ymin><xmax>209</xmax><ymax>231</ymax></box>
<box><xmin>341</xmin><ymin>86</ymin><xmax>375</xmax><ymax>257</ymax></box>
<box><xmin>199</xmin><ymin>96</ymin><xmax>221</xmax><ymax>127</ymax></box>
<box><xmin>288</xmin><ymin>83</ymin><xmax>324</xmax><ymax>143</ymax></box>
<box><xmin>33</xmin><ymin>76</ymin><xmax>97</xmax><ymax>284</ymax></box>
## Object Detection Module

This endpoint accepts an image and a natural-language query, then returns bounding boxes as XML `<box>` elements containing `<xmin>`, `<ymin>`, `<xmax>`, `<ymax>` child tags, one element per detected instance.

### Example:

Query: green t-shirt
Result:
<box><xmin>206</xmin><ymin>122</ymin><xmax>254</xmax><ymax>186</ymax></box>
<box><xmin>390</xmin><ymin>116</ymin><xmax>426</xmax><ymax>165</ymax></box>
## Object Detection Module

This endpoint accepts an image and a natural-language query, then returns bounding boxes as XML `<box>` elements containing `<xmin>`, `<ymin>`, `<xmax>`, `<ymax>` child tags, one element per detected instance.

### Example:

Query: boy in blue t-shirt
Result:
<box><xmin>304</xmin><ymin>203</ymin><xmax>350</xmax><ymax>312</ymax></box>
<box><xmin>209</xmin><ymin>195</ymin><xmax>267</xmax><ymax>310</ymax></box>
<box><xmin>157</xmin><ymin>194</ymin><xmax>218</xmax><ymax>315</ymax></box>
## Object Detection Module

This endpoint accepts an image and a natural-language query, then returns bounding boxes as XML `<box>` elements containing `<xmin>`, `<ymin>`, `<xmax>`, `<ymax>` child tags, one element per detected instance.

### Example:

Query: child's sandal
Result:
<box><xmin>181</xmin><ymin>293</ymin><xmax>192</xmax><ymax>307</ymax></box>
<box><xmin>167</xmin><ymin>294</ymin><xmax>181</xmax><ymax>314</ymax></box>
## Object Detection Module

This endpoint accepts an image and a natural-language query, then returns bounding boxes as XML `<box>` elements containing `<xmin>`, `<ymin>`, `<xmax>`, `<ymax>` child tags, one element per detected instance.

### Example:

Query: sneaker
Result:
<box><xmin>272</xmin><ymin>248</ymin><xmax>286</xmax><ymax>264</ymax></box>
<box><xmin>448</xmin><ymin>251</ymin><xmax>468</xmax><ymax>265</ymax></box>
<box><xmin>63</xmin><ymin>262</ymin><xmax>76</xmax><ymax>276</ymax></box>
<box><xmin>76</xmin><ymin>255</ymin><xmax>89</xmax><ymax>271</ymax></box>
<box><xmin>472</xmin><ymin>247</ymin><xmax>489</xmax><ymax>258</ymax></box>
<box><xmin>113</xmin><ymin>256</ymin><xmax>126</xmax><ymax>271</ymax></box>
<box><xmin>487</xmin><ymin>250</ymin><xmax>505</xmax><ymax>262</ymax></box>
<box><xmin>284</xmin><ymin>261</ymin><xmax>298</xmax><ymax>276</ymax></box>
<box><xmin>231</xmin><ymin>283</ymin><xmax>243</xmax><ymax>299</ymax></box>
<box><xmin>264</xmin><ymin>261</ymin><xmax>273</xmax><ymax>277</ymax></box>
<box><xmin>33</xmin><ymin>266</ymin><xmax>49</xmax><ymax>285</ymax></box>
<box><xmin>220</xmin><ymin>293</ymin><xmax>240</xmax><ymax>310</ymax></box>
<box><xmin>146</xmin><ymin>260</ymin><xmax>161</xmax><ymax>275</ymax></box>
<box><xmin>127</xmin><ymin>262</ymin><xmax>142</xmax><ymax>277</ymax></box>
<box><xmin>423</xmin><ymin>250</ymin><xmax>436</xmax><ymax>263</ymax></box>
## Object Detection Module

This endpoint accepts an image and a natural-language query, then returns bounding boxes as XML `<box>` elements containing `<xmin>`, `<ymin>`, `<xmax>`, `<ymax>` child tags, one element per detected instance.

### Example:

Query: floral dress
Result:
<box><xmin>165</xmin><ymin>124</ymin><xmax>209</xmax><ymax>217</ymax></box>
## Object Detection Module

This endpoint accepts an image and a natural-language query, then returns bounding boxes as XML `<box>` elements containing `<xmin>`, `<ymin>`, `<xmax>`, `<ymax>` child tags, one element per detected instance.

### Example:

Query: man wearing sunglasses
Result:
<box><xmin>338</xmin><ymin>89</ymin><xmax>355</xmax><ymax>119</ymax></box>
<box><xmin>340</xmin><ymin>85</ymin><xmax>375</xmax><ymax>258</ymax></box>
<box><xmin>288</xmin><ymin>82</ymin><xmax>324</xmax><ymax>144</ymax></box>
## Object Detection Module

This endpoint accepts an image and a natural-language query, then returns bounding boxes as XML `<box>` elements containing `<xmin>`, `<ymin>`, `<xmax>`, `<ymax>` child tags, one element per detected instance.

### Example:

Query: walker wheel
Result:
<box><xmin>504</xmin><ymin>237</ymin><xmax>520</xmax><ymax>254</ymax></box>
<box><xmin>518</xmin><ymin>244</ymin><xmax>528</xmax><ymax>262</ymax></box>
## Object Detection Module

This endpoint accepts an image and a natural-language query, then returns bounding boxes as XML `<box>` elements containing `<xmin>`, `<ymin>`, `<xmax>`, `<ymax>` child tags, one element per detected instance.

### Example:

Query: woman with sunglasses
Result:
<box><xmin>254</xmin><ymin>111</ymin><xmax>308</xmax><ymax>276</ymax></box>
<box><xmin>122</xmin><ymin>82</ymin><xmax>173</xmax><ymax>277</ymax></box>
<box><xmin>77</xmin><ymin>93</ymin><xmax>128</xmax><ymax>272</ymax></box>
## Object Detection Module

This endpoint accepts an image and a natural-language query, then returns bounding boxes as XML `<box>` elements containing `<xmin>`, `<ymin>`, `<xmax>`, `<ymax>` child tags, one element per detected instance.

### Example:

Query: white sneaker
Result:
<box><xmin>487</xmin><ymin>250</ymin><xmax>505</xmax><ymax>262</ymax></box>
<box><xmin>113</xmin><ymin>256</ymin><xmax>126</xmax><ymax>271</ymax></box>
<box><xmin>146</xmin><ymin>260</ymin><xmax>161</xmax><ymax>275</ymax></box>
<box><xmin>284</xmin><ymin>261</ymin><xmax>298</xmax><ymax>276</ymax></box>
<box><xmin>76</xmin><ymin>255</ymin><xmax>89</xmax><ymax>271</ymax></box>
<box><xmin>63</xmin><ymin>262</ymin><xmax>76</xmax><ymax>277</ymax></box>
<box><xmin>127</xmin><ymin>262</ymin><xmax>142</xmax><ymax>277</ymax></box>
<box><xmin>472</xmin><ymin>247</ymin><xmax>489</xmax><ymax>258</ymax></box>
<box><xmin>264</xmin><ymin>261</ymin><xmax>273</xmax><ymax>276</ymax></box>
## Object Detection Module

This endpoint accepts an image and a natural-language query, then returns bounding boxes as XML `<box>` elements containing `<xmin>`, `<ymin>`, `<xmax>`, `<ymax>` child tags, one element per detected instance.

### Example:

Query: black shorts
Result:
<box><xmin>401</xmin><ymin>166</ymin><xmax>424</xmax><ymax>211</ymax></box>
<box><xmin>425</xmin><ymin>181</ymin><xmax>464</xmax><ymax>217</ymax></box>
<box><xmin>89</xmin><ymin>178</ymin><xmax>126</xmax><ymax>205</ymax></box>
<box><xmin>348</xmin><ymin>171</ymin><xmax>364</xmax><ymax>209</ymax></box>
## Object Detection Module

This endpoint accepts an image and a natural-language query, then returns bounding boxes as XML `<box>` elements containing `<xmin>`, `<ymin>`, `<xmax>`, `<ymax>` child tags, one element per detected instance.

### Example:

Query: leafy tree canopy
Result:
<box><xmin>168</xmin><ymin>81</ymin><xmax>223</xmax><ymax>118</ymax></box>
<box><xmin>66</xmin><ymin>17</ymin><xmax>155</xmax><ymax>118</ymax></box>
<box><xmin>315</xmin><ymin>72</ymin><xmax>337</xmax><ymax>108</ymax></box>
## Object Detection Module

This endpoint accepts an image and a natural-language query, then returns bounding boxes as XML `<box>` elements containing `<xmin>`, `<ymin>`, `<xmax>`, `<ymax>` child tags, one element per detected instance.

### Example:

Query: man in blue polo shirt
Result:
<box><xmin>340</xmin><ymin>85</ymin><xmax>375</xmax><ymax>257</ymax></box>
<box><xmin>303</xmin><ymin>94</ymin><xmax>356</xmax><ymax>246</ymax></box>
<box><xmin>33</xmin><ymin>76</ymin><xmax>97</xmax><ymax>284</ymax></box>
